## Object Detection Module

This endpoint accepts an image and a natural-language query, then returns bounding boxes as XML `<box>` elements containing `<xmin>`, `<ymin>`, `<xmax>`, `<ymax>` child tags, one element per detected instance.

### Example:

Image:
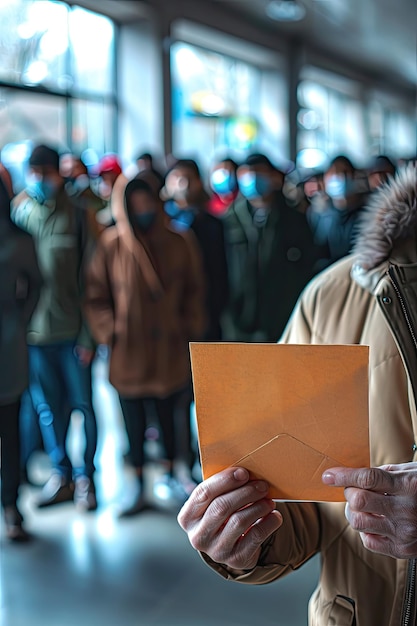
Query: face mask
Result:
<box><xmin>132</xmin><ymin>212</ymin><xmax>156</xmax><ymax>231</ymax></box>
<box><xmin>238</xmin><ymin>172</ymin><xmax>271</xmax><ymax>200</ymax></box>
<box><xmin>210</xmin><ymin>169</ymin><xmax>237</xmax><ymax>196</ymax></box>
<box><xmin>164</xmin><ymin>200</ymin><xmax>195</xmax><ymax>230</ymax></box>
<box><xmin>325</xmin><ymin>174</ymin><xmax>358</xmax><ymax>200</ymax></box>
<box><xmin>26</xmin><ymin>176</ymin><xmax>58</xmax><ymax>204</ymax></box>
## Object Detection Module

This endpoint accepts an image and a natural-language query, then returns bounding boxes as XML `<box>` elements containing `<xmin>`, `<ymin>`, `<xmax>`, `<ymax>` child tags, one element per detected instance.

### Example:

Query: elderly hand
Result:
<box><xmin>322</xmin><ymin>463</ymin><xmax>417</xmax><ymax>559</ymax></box>
<box><xmin>177</xmin><ymin>467</ymin><xmax>282</xmax><ymax>570</ymax></box>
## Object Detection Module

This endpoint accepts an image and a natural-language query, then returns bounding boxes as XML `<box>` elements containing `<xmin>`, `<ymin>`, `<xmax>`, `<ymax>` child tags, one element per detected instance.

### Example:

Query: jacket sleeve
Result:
<box><xmin>21</xmin><ymin>235</ymin><xmax>43</xmax><ymax>325</ymax></box>
<box><xmin>201</xmin><ymin>285</ymin><xmax>323</xmax><ymax>585</ymax></box>
<box><xmin>181</xmin><ymin>230</ymin><xmax>208</xmax><ymax>340</ymax></box>
<box><xmin>83</xmin><ymin>238</ymin><xmax>115</xmax><ymax>346</ymax></box>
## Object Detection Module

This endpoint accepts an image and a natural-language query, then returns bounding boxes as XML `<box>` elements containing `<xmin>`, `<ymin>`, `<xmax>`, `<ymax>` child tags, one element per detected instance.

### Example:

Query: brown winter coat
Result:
<box><xmin>203</xmin><ymin>165</ymin><xmax>417</xmax><ymax>625</ymax></box>
<box><xmin>84</xmin><ymin>177</ymin><xmax>206</xmax><ymax>398</ymax></box>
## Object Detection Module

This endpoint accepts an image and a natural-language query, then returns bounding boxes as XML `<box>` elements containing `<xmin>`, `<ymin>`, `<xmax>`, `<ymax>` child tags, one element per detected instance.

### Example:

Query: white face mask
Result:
<box><xmin>324</xmin><ymin>175</ymin><xmax>347</xmax><ymax>199</ymax></box>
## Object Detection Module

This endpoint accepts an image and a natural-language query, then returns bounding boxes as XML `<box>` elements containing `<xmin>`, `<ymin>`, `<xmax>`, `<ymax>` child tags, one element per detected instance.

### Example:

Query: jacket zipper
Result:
<box><xmin>387</xmin><ymin>267</ymin><xmax>417</xmax><ymax>626</ymax></box>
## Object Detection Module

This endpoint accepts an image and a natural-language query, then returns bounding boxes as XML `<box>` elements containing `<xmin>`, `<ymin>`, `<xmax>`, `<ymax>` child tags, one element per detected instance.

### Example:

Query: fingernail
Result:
<box><xmin>255</xmin><ymin>481</ymin><xmax>269</xmax><ymax>492</ymax></box>
<box><xmin>322</xmin><ymin>471</ymin><xmax>336</xmax><ymax>485</ymax></box>
<box><xmin>234</xmin><ymin>468</ymin><xmax>249</xmax><ymax>481</ymax></box>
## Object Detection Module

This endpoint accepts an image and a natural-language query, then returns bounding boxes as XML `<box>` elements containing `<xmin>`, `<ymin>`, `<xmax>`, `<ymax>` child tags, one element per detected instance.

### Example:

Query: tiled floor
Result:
<box><xmin>0</xmin><ymin>356</ymin><xmax>320</xmax><ymax>626</ymax></box>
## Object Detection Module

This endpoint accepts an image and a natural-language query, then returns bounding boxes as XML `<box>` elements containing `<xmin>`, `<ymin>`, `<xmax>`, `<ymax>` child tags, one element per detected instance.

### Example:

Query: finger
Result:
<box><xmin>359</xmin><ymin>532</ymin><xmax>394</xmax><ymax>558</ymax></box>
<box><xmin>200</xmin><ymin>480</ymin><xmax>270</xmax><ymax>538</ymax></box>
<box><xmin>344</xmin><ymin>486</ymin><xmax>394</xmax><ymax>517</ymax></box>
<box><xmin>322</xmin><ymin>466</ymin><xmax>396</xmax><ymax>494</ymax></box>
<box><xmin>196</xmin><ymin>499</ymin><xmax>277</xmax><ymax>559</ymax></box>
<box><xmin>226</xmin><ymin>511</ymin><xmax>283</xmax><ymax>570</ymax></box>
<box><xmin>345</xmin><ymin>503</ymin><xmax>394</xmax><ymax>539</ymax></box>
<box><xmin>178</xmin><ymin>467</ymin><xmax>260</xmax><ymax>529</ymax></box>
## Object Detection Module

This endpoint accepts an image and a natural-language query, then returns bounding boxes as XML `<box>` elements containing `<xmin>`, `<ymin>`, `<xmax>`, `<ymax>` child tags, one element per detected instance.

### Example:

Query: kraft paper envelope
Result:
<box><xmin>190</xmin><ymin>343</ymin><xmax>369</xmax><ymax>502</ymax></box>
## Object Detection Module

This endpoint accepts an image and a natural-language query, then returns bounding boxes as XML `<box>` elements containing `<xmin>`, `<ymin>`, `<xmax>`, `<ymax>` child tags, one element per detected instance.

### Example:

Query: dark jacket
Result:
<box><xmin>165</xmin><ymin>200</ymin><xmax>229</xmax><ymax>341</ymax></box>
<box><xmin>222</xmin><ymin>191</ymin><xmax>321</xmax><ymax>342</ymax></box>
<box><xmin>0</xmin><ymin>180</ymin><xmax>42</xmax><ymax>404</ymax></box>
<box><xmin>11</xmin><ymin>187</ymin><xmax>93</xmax><ymax>348</ymax></box>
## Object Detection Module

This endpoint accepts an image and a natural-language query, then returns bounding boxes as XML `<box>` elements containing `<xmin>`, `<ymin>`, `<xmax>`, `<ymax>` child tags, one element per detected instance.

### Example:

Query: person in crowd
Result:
<box><xmin>367</xmin><ymin>154</ymin><xmax>396</xmax><ymax>192</ymax></box>
<box><xmin>0</xmin><ymin>170</ymin><xmax>42</xmax><ymax>541</ymax></box>
<box><xmin>93</xmin><ymin>153</ymin><xmax>123</xmax><ymax>227</ymax></box>
<box><xmin>63</xmin><ymin>155</ymin><xmax>107</xmax><ymax>242</ymax></box>
<box><xmin>84</xmin><ymin>176</ymin><xmax>207</xmax><ymax>515</ymax></box>
<box><xmin>11</xmin><ymin>144</ymin><xmax>98</xmax><ymax>512</ymax></box>
<box><xmin>221</xmin><ymin>153</ymin><xmax>321</xmax><ymax>343</ymax></box>
<box><xmin>135</xmin><ymin>151</ymin><xmax>165</xmax><ymax>189</ymax></box>
<box><xmin>162</xmin><ymin>158</ymin><xmax>229</xmax><ymax>341</ymax></box>
<box><xmin>178</xmin><ymin>164</ymin><xmax>417</xmax><ymax>626</ymax></box>
<box><xmin>307</xmin><ymin>155</ymin><xmax>367</xmax><ymax>265</ymax></box>
<box><xmin>207</xmin><ymin>157</ymin><xmax>240</xmax><ymax>217</ymax></box>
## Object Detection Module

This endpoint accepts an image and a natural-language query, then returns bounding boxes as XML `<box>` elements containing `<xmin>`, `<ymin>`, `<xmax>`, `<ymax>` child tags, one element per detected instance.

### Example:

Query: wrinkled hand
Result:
<box><xmin>74</xmin><ymin>345</ymin><xmax>95</xmax><ymax>367</ymax></box>
<box><xmin>322</xmin><ymin>463</ymin><xmax>417</xmax><ymax>559</ymax></box>
<box><xmin>177</xmin><ymin>467</ymin><xmax>282</xmax><ymax>570</ymax></box>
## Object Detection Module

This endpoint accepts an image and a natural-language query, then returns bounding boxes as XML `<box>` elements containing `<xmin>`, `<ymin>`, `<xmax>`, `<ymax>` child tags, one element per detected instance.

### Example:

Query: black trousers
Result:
<box><xmin>0</xmin><ymin>399</ymin><xmax>21</xmax><ymax>508</ymax></box>
<box><xmin>119</xmin><ymin>387</ymin><xmax>194</xmax><ymax>471</ymax></box>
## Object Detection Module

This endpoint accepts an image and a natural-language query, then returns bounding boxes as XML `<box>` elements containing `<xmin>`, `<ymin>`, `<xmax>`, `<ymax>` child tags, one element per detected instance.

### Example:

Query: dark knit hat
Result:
<box><xmin>29</xmin><ymin>145</ymin><xmax>60</xmax><ymax>170</ymax></box>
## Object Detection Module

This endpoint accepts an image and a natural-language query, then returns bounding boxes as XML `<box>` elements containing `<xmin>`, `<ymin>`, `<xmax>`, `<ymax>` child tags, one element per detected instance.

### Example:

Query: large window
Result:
<box><xmin>296</xmin><ymin>67</ymin><xmax>367</xmax><ymax>168</ymax></box>
<box><xmin>368</xmin><ymin>95</ymin><xmax>416</xmax><ymax>159</ymax></box>
<box><xmin>171</xmin><ymin>40</ymin><xmax>288</xmax><ymax>173</ymax></box>
<box><xmin>0</xmin><ymin>0</ymin><xmax>116</xmax><ymax>189</ymax></box>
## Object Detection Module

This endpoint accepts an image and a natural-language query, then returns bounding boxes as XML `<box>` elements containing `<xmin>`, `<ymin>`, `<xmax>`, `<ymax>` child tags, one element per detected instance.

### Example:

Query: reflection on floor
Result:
<box><xmin>0</xmin><ymin>357</ymin><xmax>320</xmax><ymax>626</ymax></box>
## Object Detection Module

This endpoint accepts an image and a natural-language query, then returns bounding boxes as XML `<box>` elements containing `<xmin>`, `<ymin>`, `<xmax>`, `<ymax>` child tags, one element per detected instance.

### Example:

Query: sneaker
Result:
<box><xmin>74</xmin><ymin>476</ymin><xmax>97</xmax><ymax>512</ymax></box>
<box><xmin>153</xmin><ymin>474</ymin><xmax>189</xmax><ymax>505</ymax></box>
<box><xmin>118</xmin><ymin>492</ymin><xmax>148</xmax><ymax>518</ymax></box>
<box><xmin>37</xmin><ymin>474</ymin><xmax>74</xmax><ymax>508</ymax></box>
<box><xmin>4</xmin><ymin>506</ymin><xmax>31</xmax><ymax>542</ymax></box>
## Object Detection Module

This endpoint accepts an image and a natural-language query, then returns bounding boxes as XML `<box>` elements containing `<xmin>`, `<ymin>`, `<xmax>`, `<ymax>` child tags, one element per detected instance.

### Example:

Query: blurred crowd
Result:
<box><xmin>0</xmin><ymin>142</ymin><xmax>415</xmax><ymax>541</ymax></box>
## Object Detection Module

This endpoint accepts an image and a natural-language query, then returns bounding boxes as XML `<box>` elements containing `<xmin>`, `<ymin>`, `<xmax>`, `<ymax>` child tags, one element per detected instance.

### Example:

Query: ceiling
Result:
<box><xmin>219</xmin><ymin>0</ymin><xmax>417</xmax><ymax>88</ymax></box>
<box><xmin>77</xmin><ymin>0</ymin><xmax>417</xmax><ymax>91</ymax></box>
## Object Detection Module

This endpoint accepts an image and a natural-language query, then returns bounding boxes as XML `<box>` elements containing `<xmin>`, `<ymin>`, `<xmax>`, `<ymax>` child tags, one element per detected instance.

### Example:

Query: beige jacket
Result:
<box><xmin>204</xmin><ymin>165</ymin><xmax>417</xmax><ymax>625</ymax></box>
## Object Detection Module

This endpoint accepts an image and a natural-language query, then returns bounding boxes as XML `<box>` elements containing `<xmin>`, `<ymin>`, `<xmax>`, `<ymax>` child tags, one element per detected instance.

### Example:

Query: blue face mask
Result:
<box><xmin>210</xmin><ymin>169</ymin><xmax>237</xmax><ymax>196</ymax></box>
<box><xmin>164</xmin><ymin>200</ymin><xmax>195</xmax><ymax>231</ymax></box>
<box><xmin>132</xmin><ymin>212</ymin><xmax>156</xmax><ymax>231</ymax></box>
<box><xmin>27</xmin><ymin>178</ymin><xmax>58</xmax><ymax>204</ymax></box>
<box><xmin>238</xmin><ymin>172</ymin><xmax>271</xmax><ymax>200</ymax></box>
<box><xmin>324</xmin><ymin>174</ymin><xmax>357</xmax><ymax>200</ymax></box>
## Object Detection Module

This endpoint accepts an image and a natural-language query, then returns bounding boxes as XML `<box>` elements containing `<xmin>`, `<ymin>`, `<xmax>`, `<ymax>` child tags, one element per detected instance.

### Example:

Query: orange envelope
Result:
<box><xmin>190</xmin><ymin>343</ymin><xmax>370</xmax><ymax>502</ymax></box>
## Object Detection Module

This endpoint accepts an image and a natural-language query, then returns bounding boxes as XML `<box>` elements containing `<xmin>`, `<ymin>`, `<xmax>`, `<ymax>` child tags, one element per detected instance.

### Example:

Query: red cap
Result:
<box><xmin>94</xmin><ymin>154</ymin><xmax>122</xmax><ymax>176</ymax></box>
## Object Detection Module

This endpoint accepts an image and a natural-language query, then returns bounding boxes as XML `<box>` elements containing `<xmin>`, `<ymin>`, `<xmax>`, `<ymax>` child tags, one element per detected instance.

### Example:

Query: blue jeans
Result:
<box><xmin>27</xmin><ymin>341</ymin><xmax>97</xmax><ymax>481</ymax></box>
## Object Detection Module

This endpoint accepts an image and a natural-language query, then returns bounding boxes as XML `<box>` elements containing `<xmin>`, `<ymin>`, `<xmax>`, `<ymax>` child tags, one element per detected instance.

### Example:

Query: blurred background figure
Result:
<box><xmin>221</xmin><ymin>153</ymin><xmax>321</xmax><ymax>343</ymax></box>
<box><xmin>92</xmin><ymin>153</ymin><xmax>123</xmax><ymax>228</ymax></box>
<box><xmin>162</xmin><ymin>158</ymin><xmax>229</xmax><ymax>341</ymax></box>
<box><xmin>307</xmin><ymin>155</ymin><xmax>368</xmax><ymax>266</ymax></box>
<box><xmin>11</xmin><ymin>144</ymin><xmax>98</xmax><ymax>513</ymax></box>
<box><xmin>207</xmin><ymin>156</ymin><xmax>240</xmax><ymax>217</ymax></box>
<box><xmin>0</xmin><ymin>167</ymin><xmax>42</xmax><ymax>541</ymax></box>
<box><xmin>367</xmin><ymin>155</ymin><xmax>396</xmax><ymax>191</ymax></box>
<box><xmin>85</xmin><ymin>177</ymin><xmax>206</xmax><ymax>515</ymax></box>
<box><xmin>62</xmin><ymin>155</ymin><xmax>107</xmax><ymax>242</ymax></box>
<box><xmin>135</xmin><ymin>151</ymin><xmax>165</xmax><ymax>190</ymax></box>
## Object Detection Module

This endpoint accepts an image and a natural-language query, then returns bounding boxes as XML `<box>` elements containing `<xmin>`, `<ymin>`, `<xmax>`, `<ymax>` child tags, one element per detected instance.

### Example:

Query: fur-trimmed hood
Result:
<box><xmin>351</xmin><ymin>164</ymin><xmax>417</xmax><ymax>291</ymax></box>
<box><xmin>353</xmin><ymin>164</ymin><xmax>417</xmax><ymax>270</ymax></box>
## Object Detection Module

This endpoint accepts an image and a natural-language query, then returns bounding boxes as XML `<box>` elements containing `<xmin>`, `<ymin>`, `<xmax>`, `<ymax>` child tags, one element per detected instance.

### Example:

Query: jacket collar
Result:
<box><xmin>351</xmin><ymin>164</ymin><xmax>417</xmax><ymax>293</ymax></box>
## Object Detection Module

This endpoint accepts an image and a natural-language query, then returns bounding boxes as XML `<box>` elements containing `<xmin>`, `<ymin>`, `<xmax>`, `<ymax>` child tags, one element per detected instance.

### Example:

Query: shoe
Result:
<box><xmin>118</xmin><ymin>493</ymin><xmax>148</xmax><ymax>518</ymax></box>
<box><xmin>74</xmin><ymin>476</ymin><xmax>97</xmax><ymax>512</ymax></box>
<box><xmin>4</xmin><ymin>506</ymin><xmax>31</xmax><ymax>543</ymax></box>
<box><xmin>153</xmin><ymin>475</ymin><xmax>189</xmax><ymax>505</ymax></box>
<box><xmin>37</xmin><ymin>474</ymin><xmax>74</xmax><ymax>508</ymax></box>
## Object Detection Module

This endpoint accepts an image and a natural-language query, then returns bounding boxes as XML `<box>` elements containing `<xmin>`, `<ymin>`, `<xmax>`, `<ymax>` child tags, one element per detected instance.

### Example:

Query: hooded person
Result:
<box><xmin>0</xmin><ymin>171</ymin><xmax>42</xmax><ymax>540</ymax></box>
<box><xmin>84</xmin><ymin>175</ymin><xmax>207</xmax><ymax>515</ymax></box>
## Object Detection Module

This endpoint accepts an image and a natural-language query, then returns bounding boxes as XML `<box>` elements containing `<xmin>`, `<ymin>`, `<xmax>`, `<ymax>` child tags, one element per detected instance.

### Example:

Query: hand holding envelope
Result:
<box><xmin>190</xmin><ymin>343</ymin><xmax>370</xmax><ymax>502</ymax></box>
